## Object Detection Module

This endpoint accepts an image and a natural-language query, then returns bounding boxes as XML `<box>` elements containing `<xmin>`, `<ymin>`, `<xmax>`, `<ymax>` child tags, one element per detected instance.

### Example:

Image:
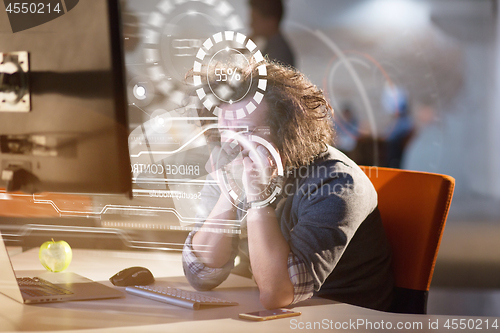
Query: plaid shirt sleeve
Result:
<box><xmin>184</xmin><ymin>231</ymin><xmax>313</xmax><ymax>303</ymax></box>
<box><xmin>182</xmin><ymin>230</ymin><xmax>231</xmax><ymax>280</ymax></box>
<box><xmin>288</xmin><ymin>252</ymin><xmax>315</xmax><ymax>304</ymax></box>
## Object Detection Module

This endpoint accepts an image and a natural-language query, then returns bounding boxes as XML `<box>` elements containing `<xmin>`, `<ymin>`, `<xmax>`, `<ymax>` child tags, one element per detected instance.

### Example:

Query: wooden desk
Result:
<box><xmin>1</xmin><ymin>248</ymin><xmax>498</xmax><ymax>332</ymax></box>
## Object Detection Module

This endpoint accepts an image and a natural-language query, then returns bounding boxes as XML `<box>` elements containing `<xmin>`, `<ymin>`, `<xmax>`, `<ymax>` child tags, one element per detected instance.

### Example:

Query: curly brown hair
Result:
<box><xmin>192</xmin><ymin>59</ymin><xmax>334</xmax><ymax>170</ymax></box>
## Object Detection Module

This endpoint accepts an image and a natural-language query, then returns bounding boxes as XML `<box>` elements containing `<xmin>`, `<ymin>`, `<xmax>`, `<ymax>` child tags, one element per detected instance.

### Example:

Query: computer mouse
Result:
<box><xmin>109</xmin><ymin>266</ymin><xmax>155</xmax><ymax>286</ymax></box>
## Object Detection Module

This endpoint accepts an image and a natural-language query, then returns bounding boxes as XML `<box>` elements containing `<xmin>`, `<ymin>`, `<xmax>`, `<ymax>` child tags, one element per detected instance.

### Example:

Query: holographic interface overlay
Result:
<box><xmin>0</xmin><ymin>116</ymin><xmax>255</xmax><ymax>251</ymax></box>
<box><xmin>213</xmin><ymin>126</ymin><xmax>284</xmax><ymax>211</ymax></box>
<box><xmin>192</xmin><ymin>31</ymin><xmax>268</xmax><ymax>118</ymax></box>
<box><xmin>144</xmin><ymin>1</ymin><xmax>243</xmax><ymax>84</ymax></box>
<box><xmin>124</xmin><ymin>0</ymin><xmax>244</xmax><ymax>135</ymax></box>
<box><xmin>126</xmin><ymin>116</ymin><xmax>241</xmax><ymax>232</ymax></box>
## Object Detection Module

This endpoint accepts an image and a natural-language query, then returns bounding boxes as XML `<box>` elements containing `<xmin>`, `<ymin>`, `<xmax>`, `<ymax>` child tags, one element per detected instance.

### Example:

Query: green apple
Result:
<box><xmin>39</xmin><ymin>239</ymin><xmax>72</xmax><ymax>272</ymax></box>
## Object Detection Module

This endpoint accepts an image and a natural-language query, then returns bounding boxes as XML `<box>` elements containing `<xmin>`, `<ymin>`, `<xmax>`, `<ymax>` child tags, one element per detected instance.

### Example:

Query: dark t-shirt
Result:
<box><xmin>277</xmin><ymin>146</ymin><xmax>393</xmax><ymax>310</ymax></box>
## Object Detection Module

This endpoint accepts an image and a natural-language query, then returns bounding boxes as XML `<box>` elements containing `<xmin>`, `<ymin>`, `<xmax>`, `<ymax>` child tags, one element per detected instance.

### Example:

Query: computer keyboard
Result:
<box><xmin>125</xmin><ymin>285</ymin><xmax>238</xmax><ymax>310</ymax></box>
<box><xmin>17</xmin><ymin>277</ymin><xmax>73</xmax><ymax>297</ymax></box>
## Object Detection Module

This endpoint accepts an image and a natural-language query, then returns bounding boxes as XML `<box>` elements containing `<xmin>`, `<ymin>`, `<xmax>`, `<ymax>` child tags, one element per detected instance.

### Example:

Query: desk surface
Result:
<box><xmin>1</xmin><ymin>248</ymin><xmax>498</xmax><ymax>332</ymax></box>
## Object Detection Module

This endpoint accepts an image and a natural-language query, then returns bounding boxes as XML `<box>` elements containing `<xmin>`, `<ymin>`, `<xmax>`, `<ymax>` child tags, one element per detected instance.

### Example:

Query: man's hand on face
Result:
<box><xmin>206</xmin><ymin>126</ymin><xmax>277</xmax><ymax>205</ymax></box>
<box><xmin>204</xmin><ymin>142</ymin><xmax>238</xmax><ymax>201</ymax></box>
<box><xmin>242</xmin><ymin>144</ymin><xmax>275</xmax><ymax>202</ymax></box>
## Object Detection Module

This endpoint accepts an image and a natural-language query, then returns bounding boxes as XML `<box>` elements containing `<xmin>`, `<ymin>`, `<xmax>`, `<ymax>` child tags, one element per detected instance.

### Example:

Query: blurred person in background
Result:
<box><xmin>334</xmin><ymin>103</ymin><xmax>360</xmax><ymax>158</ymax></box>
<box><xmin>382</xmin><ymin>84</ymin><xmax>414</xmax><ymax>168</ymax></box>
<box><xmin>248</xmin><ymin>0</ymin><xmax>295</xmax><ymax>67</ymax></box>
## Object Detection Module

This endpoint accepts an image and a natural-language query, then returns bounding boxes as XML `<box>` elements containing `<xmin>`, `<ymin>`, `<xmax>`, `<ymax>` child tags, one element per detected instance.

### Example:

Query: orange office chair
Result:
<box><xmin>361</xmin><ymin>166</ymin><xmax>455</xmax><ymax>314</ymax></box>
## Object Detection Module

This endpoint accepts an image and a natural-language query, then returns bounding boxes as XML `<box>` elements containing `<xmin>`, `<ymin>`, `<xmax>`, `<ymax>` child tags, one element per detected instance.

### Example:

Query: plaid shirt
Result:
<box><xmin>183</xmin><ymin>231</ymin><xmax>314</xmax><ymax>304</ymax></box>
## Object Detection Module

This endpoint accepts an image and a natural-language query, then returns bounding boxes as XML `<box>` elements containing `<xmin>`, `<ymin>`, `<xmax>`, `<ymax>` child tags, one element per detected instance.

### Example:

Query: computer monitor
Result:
<box><xmin>0</xmin><ymin>0</ymin><xmax>131</xmax><ymax>195</ymax></box>
<box><xmin>0</xmin><ymin>0</ymin><xmax>247</xmax><ymax>251</ymax></box>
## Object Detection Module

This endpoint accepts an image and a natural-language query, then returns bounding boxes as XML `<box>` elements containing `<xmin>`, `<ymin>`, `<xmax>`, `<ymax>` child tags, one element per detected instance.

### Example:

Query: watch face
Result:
<box><xmin>214</xmin><ymin>131</ymin><xmax>284</xmax><ymax>211</ymax></box>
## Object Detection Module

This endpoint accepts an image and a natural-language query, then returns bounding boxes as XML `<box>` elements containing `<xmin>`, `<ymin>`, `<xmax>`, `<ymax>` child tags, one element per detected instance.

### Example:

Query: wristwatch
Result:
<box><xmin>219</xmin><ymin>135</ymin><xmax>285</xmax><ymax>211</ymax></box>
<box><xmin>244</xmin><ymin>176</ymin><xmax>285</xmax><ymax>210</ymax></box>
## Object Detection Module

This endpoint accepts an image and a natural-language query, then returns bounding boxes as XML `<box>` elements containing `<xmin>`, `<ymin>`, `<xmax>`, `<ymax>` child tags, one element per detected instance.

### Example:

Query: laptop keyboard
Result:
<box><xmin>126</xmin><ymin>285</ymin><xmax>238</xmax><ymax>310</ymax></box>
<box><xmin>17</xmin><ymin>277</ymin><xmax>73</xmax><ymax>297</ymax></box>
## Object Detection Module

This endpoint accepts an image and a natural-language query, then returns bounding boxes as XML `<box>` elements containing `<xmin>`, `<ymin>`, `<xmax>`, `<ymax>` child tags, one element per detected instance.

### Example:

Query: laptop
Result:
<box><xmin>0</xmin><ymin>232</ymin><xmax>124</xmax><ymax>304</ymax></box>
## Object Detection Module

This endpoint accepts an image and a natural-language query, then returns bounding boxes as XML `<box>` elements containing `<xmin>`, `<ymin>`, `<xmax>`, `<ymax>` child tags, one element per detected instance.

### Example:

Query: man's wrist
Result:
<box><xmin>245</xmin><ymin>201</ymin><xmax>277</xmax><ymax>211</ymax></box>
<box><xmin>217</xmin><ymin>193</ymin><xmax>237</xmax><ymax>211</ymax></box>
<box><xmin>245</xmin><ymin>200</ymin><xmax>262</xmax><ymax>210</ymax></box>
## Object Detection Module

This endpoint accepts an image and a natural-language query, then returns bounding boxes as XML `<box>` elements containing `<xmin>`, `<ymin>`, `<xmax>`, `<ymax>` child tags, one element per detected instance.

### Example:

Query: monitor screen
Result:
<box><xmin>0</xmin><ymin>0</ymin><xmax>131</xmax><ymax>195</ymax></box>
<box><xmin>0</xmin><ymin>0</ymin><xmax>267</xmax><ymax>251</ymax></box>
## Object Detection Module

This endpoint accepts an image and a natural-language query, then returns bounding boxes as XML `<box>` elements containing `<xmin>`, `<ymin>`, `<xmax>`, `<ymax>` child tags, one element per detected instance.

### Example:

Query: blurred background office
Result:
<box><xmin>2</xmin><ymin>0</ymin><xmax>499</xmax><ymax>318</ymax></box>
<box><xmin>119</xmin><ymin>0</ymin><xmax>500</xmax><ymax>316</ymax></box>
<box><xmin>264</xmin><ymin>0</ymin><xmax>500</xmax><ymax>317</ymax></box>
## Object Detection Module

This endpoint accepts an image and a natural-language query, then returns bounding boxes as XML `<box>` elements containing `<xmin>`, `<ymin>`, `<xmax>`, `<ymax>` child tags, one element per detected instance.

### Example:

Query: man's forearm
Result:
<box><xmin>247</xmin><ymin>206</ymin><xmax>294</xmax><ymax>309</ymax></box>
<box><xmin>192</xmin><ymin>195</ymin><xmax>238</xmax><ymax>268</ymax></box>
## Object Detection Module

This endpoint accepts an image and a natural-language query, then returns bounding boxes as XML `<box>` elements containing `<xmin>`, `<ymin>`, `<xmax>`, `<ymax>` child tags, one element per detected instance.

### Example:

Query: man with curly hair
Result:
<box><xmin>182</xmin><ymin>60</ymin><xmax>394</xmax><ymax>311</ymax></box>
